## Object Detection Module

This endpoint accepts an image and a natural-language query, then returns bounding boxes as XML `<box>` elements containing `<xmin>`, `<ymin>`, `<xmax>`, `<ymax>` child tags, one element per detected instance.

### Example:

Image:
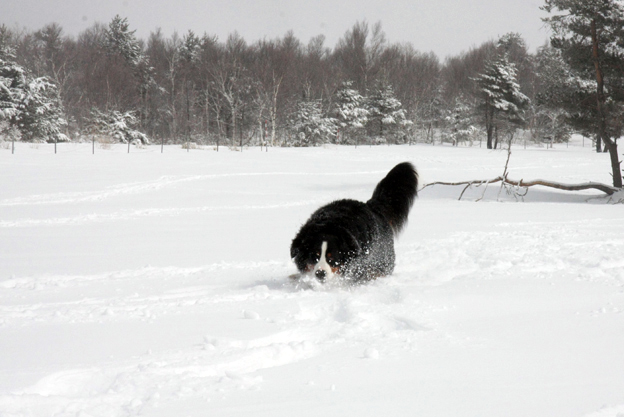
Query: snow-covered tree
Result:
<box><xmin>177</xmin><ymin>30</ymin><xmax>202</xmax><ymax>143</ymax></box>
<box><xmin>367</xmin><ymin>83</ymin><xmax>411</xmax><ymax>143</ymax></box>
<box><xmin>333</xmin><ymin>81</ymin><xmax>369</xmax><ymax>144</ymax></box>
<box><xmin>532</xmin><ymin>45</ymin><xmax>576</xmax><ymax>144</ymax></box>
<box><xmin>89</xmin><ymin>108</ymin><xmax>149</xmax><ymax>144</ymax></box>
<box><xmin>104</xmin><ymin>15</ymin><xmax>145</xmax><ymax>67</ymax></box>
<box><xmin>104</xmin><ymin>16</ymin><xmax>156</xmax><ymax>128</ymax></box>
<box><xmin>0</xmin><ymin>119</ymin><xmax>20</xmax><ymax>144</ymax></box>
<box><xmin>179</xmin><ymin>30</ymin><xmax>201</xmax><ymax>64</ymax></box>
<box><xmin>542</xmin><ymin>0</ymin><xmax>624</xmax><ymax>188</ymax></box>
<box><xmin>474</xmin><ymin>52</ymin><xmax>529</xmax><ymax>149</ymax></box>
<box><xmin>290</xmin><ymin>99</ymin><xmax>335</xmax><ymax>146</ymax></box>
<box><xmin>0</xmin><ymin>58</ymin><xmax>21</xmax><ymax>122</ymax></box>
<box><xmin>0</xmin><ymin>37</ymin><xmax>68</xmax><ymax>143</ymax></box>
<box><xmin>18</xmin><ymin>76</ymin><xmax>69</xmax><ymax>142</ymax></box>
<box><xmin>444</xmin><ymin>97</ymin><xmax>478</xmax><ymax>146</ymax></box>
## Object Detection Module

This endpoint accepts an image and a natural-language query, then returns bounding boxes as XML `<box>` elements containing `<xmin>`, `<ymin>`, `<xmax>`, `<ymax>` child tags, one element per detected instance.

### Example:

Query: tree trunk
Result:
<box><xmin>185</xmin><ymin>80</ymin><xmax>191</xmax><ymax>146</ymax></box>
<box><xmin>239</xmin><ymin>107</ymin><xmax>244</xmax><ymax>151</ymax></box>
<box><xmin>591</xmin><ymin>19</ymin><xmax>622</xmax><ymax>188</ymax></box>
<box><xmin>231</xmin><ymin>107</ymin><xmax>237</xmax><ymax>147</ymax></box>
<box><xmin>270</xmin><ymin>76</ymin><xmax>282</xmax><ymax>147</ymax></box>
<box><xmin>592</xmin><ymin>20</ymin><xmax>604</xmax><ymax>154</ymax></box>
<box><xmin>485</xmin><ymin>104</ymin><xmax>494</xmax><ymax>149</ymax></box>
<box><xmin>603</xmin><ymin>137</ymin><xmax>622</xmax><ymax>188</ymax></box>
<box><xmin>596</xmin><ymin>135</ymin><xmax>603</xmax><ymax>153</ymax></box>
<box><xmin>494</xmin><ymin>126</ymin><xmax>499</xmax><ymax>150</ymax></box>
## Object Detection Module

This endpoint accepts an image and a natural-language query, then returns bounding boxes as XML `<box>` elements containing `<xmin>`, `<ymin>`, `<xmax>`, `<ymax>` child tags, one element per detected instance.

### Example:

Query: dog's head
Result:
<box><xmin>290</xmin><ymin>226</ymin><xmax>360</xmax><ymax>282</ymax></box>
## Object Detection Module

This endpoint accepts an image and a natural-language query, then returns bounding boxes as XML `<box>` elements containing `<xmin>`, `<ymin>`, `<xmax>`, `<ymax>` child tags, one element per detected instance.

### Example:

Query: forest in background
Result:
<box><xmin>1</xmin><ymin>0</ymin><xmax>624</xmax><ymax>182</ymax></box>
<box><xmin>0</xmin><ymin>16</ymin><xmax>556</xmax><ymax>148</ymax></box>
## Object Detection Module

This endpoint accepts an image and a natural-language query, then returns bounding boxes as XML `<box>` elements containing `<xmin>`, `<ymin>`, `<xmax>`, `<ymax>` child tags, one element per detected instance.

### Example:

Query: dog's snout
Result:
<box><xmin>315</xmin><ymin>269</ymin><xmax>326</xmax><ymax>281</ymax></box>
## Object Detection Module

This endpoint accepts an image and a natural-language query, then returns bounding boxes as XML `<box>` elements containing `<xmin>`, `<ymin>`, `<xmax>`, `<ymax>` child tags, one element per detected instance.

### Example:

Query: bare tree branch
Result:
<box><xmin>423</xmin><ymin>177</ymin><xmax>619</xmax><ymax>198</ymax></box>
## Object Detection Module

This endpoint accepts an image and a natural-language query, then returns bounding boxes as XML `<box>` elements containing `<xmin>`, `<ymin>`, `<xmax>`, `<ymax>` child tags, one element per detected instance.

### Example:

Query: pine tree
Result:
<box><xmin>104</xmin><ymin>16</ymin><xmax>156</xmax><ymax>129</ymax></box>
<box><xmin>474</xmin><ymin>52</ymin><xmax>529</xmax><ymax>149</ymax></box>
<box><xmin>19</xmin><ymin>76</ymin><xmax>68</xmax><ymax>142</ymax></box>
<box><xmin>0</xmin><ymin>31</ymin><xmax>68</xmax><ymax>142</ymax></box>
<box><xmin>104</xmin><ymin>15</ymin><xmax>144</xmax><ymax>67</ymax></box>
<box><xmin>367</xmin><ymin>83</ymin><xmax>411</xmax><ymax>143</ymax></box>
<box><xmin>333</xmin><ymin>81</ymin><xmax>369</xmax><ymax>144</ymax></box>
<box><xmin>444</xmin><ymin>97</ymin><xmax>478</xmax><ymax>146</ymax></box>
<box><xmin>542</xmin><ymin>0</ymin><xmax>624</xmax><ymax>188</ymax></box>
<box><xmin>0</xmin><ymin>54</ymin><xmax>22</xmax><ymax>122</ymax></box>
<box><xmin>290</xmin><ymin>99</ymin><xmax>335</xmax><ymax>146</ymax></box>
<box><xmin>179</xmin><ymin>30</ymin><xmax>201</xmax><ymax>63</ymax></box>
<box><xmin>533</xmin><ymin>45</ymin><xmax>577</xmax><ymax>143</ymax></box>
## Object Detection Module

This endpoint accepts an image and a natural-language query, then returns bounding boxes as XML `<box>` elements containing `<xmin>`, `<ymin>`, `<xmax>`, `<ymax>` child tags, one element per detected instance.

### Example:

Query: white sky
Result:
<box><xmin>2</xmin><ymin>0</ymin><xmax>551</xmax><ymax>58</ymax></box>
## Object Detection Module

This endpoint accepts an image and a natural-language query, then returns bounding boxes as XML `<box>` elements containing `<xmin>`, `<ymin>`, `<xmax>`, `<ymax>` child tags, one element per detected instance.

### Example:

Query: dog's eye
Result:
<box><xmin>326</xmin><ymin>253</ymin><xmax>340</xmax><ymax>266</ymax></box>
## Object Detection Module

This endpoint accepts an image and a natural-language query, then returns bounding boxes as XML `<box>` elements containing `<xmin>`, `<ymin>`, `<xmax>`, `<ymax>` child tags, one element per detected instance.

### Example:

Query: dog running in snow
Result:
<box><xmin>290</xmin><ymin>162</ymin><xmax>418</xmax><ymax>283</ymax></box>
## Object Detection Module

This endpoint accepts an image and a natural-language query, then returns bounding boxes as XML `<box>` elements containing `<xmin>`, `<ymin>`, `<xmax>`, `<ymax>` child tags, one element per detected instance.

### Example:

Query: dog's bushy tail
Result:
<box><xmin>367</xmin><ymin>162</ymin><xmax>418</xmax><ymax>236</ymax></box>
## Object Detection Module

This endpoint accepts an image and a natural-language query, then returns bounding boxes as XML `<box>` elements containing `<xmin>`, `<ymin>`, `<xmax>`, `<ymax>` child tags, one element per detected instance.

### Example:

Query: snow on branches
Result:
<box><xmin>103</xmin><ymin>15</ymin><xmax>145</xmax><ymax>68</ymax></box>
<box><xmin>290</xmin><ymin>99</ymin><xmax>335</xmax><ymax>146</ymax></box>
<box><xmin>103</xmin><ymin>15</ymin><xmax>156</xmax><ymax>101</ymax></box>
<box><xmin>89</xmin><ymin>109</ymin><xmax>149</xmax><ymax>145</ymax></box>
<box><xmin>334</xmin><ymin>81</ymin><xmax>369</xmax><ymax>143</ymax></box>
<box><xmin>0</xmin><ymin>48</ymin><xmax>68</xmax><ymax>143</ymax></box>
<box><xmin>474</xmin><ymin>49</ymin><xmax>530</xmax><ymax>149</ymax></box>
<box><xmin>367</xmin><ymin>83</ymin><xmax>412</xmax><ymax>142</ymax></box>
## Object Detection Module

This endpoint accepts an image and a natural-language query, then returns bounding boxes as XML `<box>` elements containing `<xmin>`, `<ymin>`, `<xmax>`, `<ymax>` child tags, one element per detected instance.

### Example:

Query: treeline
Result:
<box><xmin>0</xmin><ymin>16</ymin><xmax>596</xmax><ymax>148</ymax></box>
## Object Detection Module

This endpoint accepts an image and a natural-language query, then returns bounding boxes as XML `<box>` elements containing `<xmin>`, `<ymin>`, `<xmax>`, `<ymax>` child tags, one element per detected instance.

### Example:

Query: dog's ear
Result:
<box><xmin>290</xmin><ymin>235</ymin><xmax>301</xmax><ymax>261</ymax></box>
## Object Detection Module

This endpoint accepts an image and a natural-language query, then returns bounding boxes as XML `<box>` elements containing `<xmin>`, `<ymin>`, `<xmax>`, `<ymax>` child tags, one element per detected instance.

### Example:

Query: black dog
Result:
<box><xmin>290</xmin><ymin>162</ymin><xmax>418</xmax><ymax>283</ymax></box>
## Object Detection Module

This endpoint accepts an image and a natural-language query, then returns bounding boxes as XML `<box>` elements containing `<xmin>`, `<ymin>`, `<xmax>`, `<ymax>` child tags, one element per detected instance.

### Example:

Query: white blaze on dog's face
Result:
<box><xmin>313</xmin><ymin>241</ymin><xmax>335</xmax><ymax>281</ymax></box>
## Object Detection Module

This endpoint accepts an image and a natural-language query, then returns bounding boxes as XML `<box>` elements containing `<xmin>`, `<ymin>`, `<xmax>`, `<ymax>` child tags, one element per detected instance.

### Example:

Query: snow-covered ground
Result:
<box><xmin>1</xmin><ymin>139</ymin><xmax>623</xmax><ymax>417</ymax></box>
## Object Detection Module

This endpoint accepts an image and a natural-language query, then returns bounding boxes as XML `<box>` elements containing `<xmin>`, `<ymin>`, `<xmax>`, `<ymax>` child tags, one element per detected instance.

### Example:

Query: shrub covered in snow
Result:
<box><xmin>0</xmin><ymin>119</ymin><xmax>20</xmax><ymax>145</ymax></box>
<box><xmin>289</xmin><ymin>99</ymin><xmax>336</xmax><ymax>146</ymax></box>
<box><xmin>0</xmin><ymin>42</ymin><xmax>68</xmax><ymax>143</ymax></box>
<box><xmin>89</xmin><ymin>108</ymin><xmax>149</xmax><ymax>145</ymax></box>
<box><xmin>443</xmin><ymin>98</ymin><xmax>479</xmax><ymax>146</ymax></box>
<box><xmin>333</xmin><ymin>81</ymin><xmax>369</xmax><ymax>144</ymax></box>
<box><xmin>367</xmin><ymin>83</ymin><xmax>412</xmax><ymax>142</ymax></box>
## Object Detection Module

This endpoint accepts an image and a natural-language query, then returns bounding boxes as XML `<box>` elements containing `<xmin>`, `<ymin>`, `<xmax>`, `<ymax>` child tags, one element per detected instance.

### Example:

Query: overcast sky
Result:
<box><xmin>3</xmin><ymin>0</ymin><xmax>551</xmax><ymax>58</ymax></box>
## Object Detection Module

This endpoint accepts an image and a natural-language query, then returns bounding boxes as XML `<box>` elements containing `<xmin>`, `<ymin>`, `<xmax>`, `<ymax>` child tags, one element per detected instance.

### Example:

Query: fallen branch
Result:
<box><xmin>423</xmin><ymin>177</ymin><xmax>619</xmax><ymax>199</ymax></box>
<box><xmin>505</xmin><ymin>178</ymin><xmax>619</xmax><ymax>195</ymax></box>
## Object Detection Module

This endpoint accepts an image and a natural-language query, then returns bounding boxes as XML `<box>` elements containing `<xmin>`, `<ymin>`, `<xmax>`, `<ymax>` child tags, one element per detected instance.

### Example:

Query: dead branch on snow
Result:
<box><xmin>422</xmin><ymin>177</ymin><xmax>619</xmax><ymax>200</ymax></box>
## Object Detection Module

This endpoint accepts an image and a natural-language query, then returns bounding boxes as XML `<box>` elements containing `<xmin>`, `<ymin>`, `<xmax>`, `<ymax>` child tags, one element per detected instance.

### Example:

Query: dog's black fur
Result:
<box><xmin>290</xmin><ymin>162</ymin><xmax>418</xmax><ymax>282</ymax></box>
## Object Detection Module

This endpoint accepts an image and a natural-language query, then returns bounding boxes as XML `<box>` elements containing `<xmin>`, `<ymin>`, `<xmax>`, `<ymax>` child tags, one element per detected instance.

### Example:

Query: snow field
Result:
<box><xmin>1</xmin><ymin>139</ymin><xmax>624</xmax><ymax>416</ymax></box>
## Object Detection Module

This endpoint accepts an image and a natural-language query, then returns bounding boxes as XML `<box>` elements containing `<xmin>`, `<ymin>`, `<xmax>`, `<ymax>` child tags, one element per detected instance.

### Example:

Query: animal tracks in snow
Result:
<box><xmin>0</xmin><ymin>200</ymin><xmax>322</xmax><ymax>228</ymax></box>
<box><xmin>0</xmin><ymin>259</ymin><xmax>435</xmax><ymax>416</ymax></box>
<box><xmin>0</xmin><ymin>170</ymin><xmax>385</xmax><ymax>208</ymax></box>
<box><xmin>3</xmin><ymin>143</ymin><xmax>624</xmax><ymax>416</ymax></box>
<box><xmin>0</xmin><ymin>175</ymin><xmax>201</xmax><ymax>207</ymax></box>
